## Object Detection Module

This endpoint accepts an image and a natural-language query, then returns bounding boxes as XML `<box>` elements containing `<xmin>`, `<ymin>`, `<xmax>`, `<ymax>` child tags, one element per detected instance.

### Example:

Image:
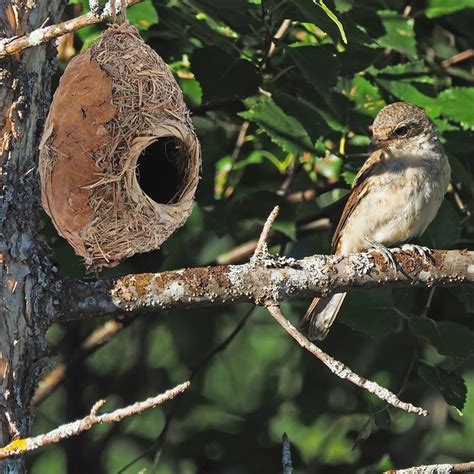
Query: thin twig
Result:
<box><xmin>267</xmin><ymin>19</ymin><xmax>292</xmax><ymax>59</ymax></box>
<box><xmin>0</xmin><ymin>381</ymin><xmax>190</xmax><ymax>460</ymax></box>
<box><xmin>0</xmin><ymin>0</ymin><xmax>141</xmax><ymax>59</ymax></box>
<box><xmin>215</xmin><ymin>216</ymin><xmax>331</xmax><ymax>265</ymax></box>
<box><xmin>282</xmin><ymin>432</ymin><xmax>293</xmax><ymax>474</ymax></box>
<box><xmin>386</xmin><ymin>461</ymin><xmax>474</xmax><ymax>473</ymax></box>
<box><xmin>441</xmin><ymin>49</ymin><xmax>474</xmax><ymax>68</ymax></box>
<box><xmin>232</xmin><ymin>121</ymin><xmax>250</xmax><ymax>161</ymax></box>
<box><xmin>252</xmin><ymin>205</ymin><xmax>280</xmax><ymax>260</ymax></box>
<box><xmin>266</xmin><ymin>305</ymin><xmax>428</xmax><ymax>416</ymax></box>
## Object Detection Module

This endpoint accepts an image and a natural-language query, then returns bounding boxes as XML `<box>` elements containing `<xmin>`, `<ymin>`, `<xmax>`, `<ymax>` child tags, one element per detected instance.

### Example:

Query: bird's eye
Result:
<box><xmin>394</xmin><ymin>126</ymin><xmax>408</xmax><ymax>136</ymax></box>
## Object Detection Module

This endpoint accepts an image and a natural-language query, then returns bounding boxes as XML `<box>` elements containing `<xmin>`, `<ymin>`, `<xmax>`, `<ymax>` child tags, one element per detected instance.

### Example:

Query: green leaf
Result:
<box><xmin>273</xmin><ymin>90</ymin><xmax>330</xmax><ymax>142</ymax></box>
<box><xmin>240</xmin><ymin>97</ymin><xmax>313</xmax><ymax>154</ymax></box>
<box><xmin>375</xmin><ymin>79</ymin><xmax>441</xmax><ymax>118</ymax></box>
<box><xmin>377</xmin><ymin>10</ymin><xmax>417</xmax><ymax>59</ymax></box>
<box><xmin>318</xmin><ymin>0</ymin><xmax>348</xmax><ymax>44</ymax></box>
<box><xmin>422</xmin><ymin>200</ymin><xmax>461</xmax><ymax>248</ymax></box>
<box><xmin>192</xmin><ymin>0</ymin><xmax>257</xmax><ymax>32</ymax></box>
<box><xmin>346</xmin><ymin>76</ymin><xmax>385</xmax><ymax>116</ymax></box>
<box><xmin>191</xmin><ymin>46</ymin><xmax>259</xmax><ymax>102</ymax></box>
<box><xmin>418</xmin><ymin>362</ymin><xmax>467</xmax><ymax>410</ymax></box>
<box><xmin>287</xmin><ymin>0</ymin><xmax>346</xmax><ymax>45</ymax></box>
<box><xmin>410</xmin><ymin>317</ymin><xmax>474</xmax><ymax>358</ymax></box>
<box><xmin>340</xmin><ymin>289</ymin><xmax>403</xmax><ymax>336</ymax></box>
<box><xmin>339</xmin><ymin>43</ymin><xmax>382</xmax><ymax>75</ymax></box>
<box><xmin>287</xmin><ymin>45</ymin><xmax>340</xmax><ymax>101</ymax></box>
<box><xmin>426</xmin><ymin>0</ymin><xmax>474</xmax><ymax>18</ymax></box>
<box><xmin>334</xmin><ymin>0</ymin><xmax>353</xmax><ymax>13</ymax></box>
<box><xmin>127</xmin><ymin>1</ymin><xmax>159</xmax><ymax>30</ymax></box>
<box><xmin>76</xmin><ymin>24</ymin><xmax>102</xmax><ymax>50</ymax></box>
<box><xmin>155</xmin><ymin>5</ymin><xmax>236</xmax><ymax>53</ymax></box>
<box><xmin>438</xmin><ymin>88</ymin><xmax>474</xmax><ymax>129</ymax></box>
<box><xmin>273</xmin><ymin>220</ymin><xmax>297</xmax><ymax>241</ymax></box>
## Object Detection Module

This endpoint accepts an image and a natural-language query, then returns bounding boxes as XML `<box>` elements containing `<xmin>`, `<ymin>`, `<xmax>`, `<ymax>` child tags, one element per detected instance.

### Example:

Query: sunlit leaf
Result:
<box><xmin>287</xmin><ymin>0</ymin><xmax>346</xmax><ymax>45</ymax></box>
<box><xmin>378</xmin><ymin>10</ymin><xmax>417</xmax><ymax>59</ymax></box>
<box><xmin>127</xmin><ymin>1</ymin><xmax>159</xmax><ymax>30</ymax></box>
<box><xmin>438</xmin><ymin>88</ymin><xmax>474</xmax><ymax>129</ymax></box>
<box><xmin>426</xmin><ymin>0</ymin><xmax>474</xmax><ymax>18</ymax></box>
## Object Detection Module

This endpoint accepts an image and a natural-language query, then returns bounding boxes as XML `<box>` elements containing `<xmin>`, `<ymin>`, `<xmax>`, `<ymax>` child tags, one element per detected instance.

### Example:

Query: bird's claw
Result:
<box><xmin>365</xmin><ymin>237</ymin><xmax>399</xmax><ymax>272</ymax></box>
<box><xmin>401</xmin><ymin>244</ymin><xmax>433</xmax><ymax>260</ymax></box>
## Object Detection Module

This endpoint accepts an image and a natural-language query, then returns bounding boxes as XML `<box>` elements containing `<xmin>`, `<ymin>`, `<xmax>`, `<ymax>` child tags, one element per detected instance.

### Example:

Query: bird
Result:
<box><xmin>301</xmin><ymin>102</ymin><xmax>451</xmax><ymax>340</ymax></box>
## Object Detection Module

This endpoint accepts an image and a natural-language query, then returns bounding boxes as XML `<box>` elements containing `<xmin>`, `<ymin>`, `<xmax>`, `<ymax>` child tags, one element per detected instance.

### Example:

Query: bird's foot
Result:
<box><xmin>401</xmin><ymin>244</ymin><xmax>433</xmax><ymax>261</ymax></box>
<box><xmin>365</xmin><ymin>237</ymin><xmax>399</xmax><ymax>272</ymax></box>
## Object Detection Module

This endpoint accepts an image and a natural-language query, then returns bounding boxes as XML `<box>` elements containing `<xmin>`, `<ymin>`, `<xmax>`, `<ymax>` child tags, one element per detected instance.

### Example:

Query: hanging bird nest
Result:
<box><xmin>39</xmin><ymin>22</ymin><xmax>201</xmax><ymax>270</ymax></box>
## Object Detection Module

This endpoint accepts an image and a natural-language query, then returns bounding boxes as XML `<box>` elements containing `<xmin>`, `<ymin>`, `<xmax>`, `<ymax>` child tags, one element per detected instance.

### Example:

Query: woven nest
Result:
<box><xmin>39</xmin><ymin>22</ymin><xmax>200</xmax><ymax>270</ymax></box>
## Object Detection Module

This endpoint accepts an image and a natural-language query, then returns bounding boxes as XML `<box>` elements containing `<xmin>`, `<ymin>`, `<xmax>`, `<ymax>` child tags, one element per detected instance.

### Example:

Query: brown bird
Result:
<box><xmin>302</xmin><ymin>102</ymin><xmax>451</xmax><ymax>340</ymax></box>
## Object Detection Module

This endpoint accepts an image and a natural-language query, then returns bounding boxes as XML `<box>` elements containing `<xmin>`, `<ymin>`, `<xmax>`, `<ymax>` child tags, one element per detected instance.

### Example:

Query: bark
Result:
<box><xmin>59</xmin><ymin>249</ymin><xmax>474</xmax><ymax>321</ymax></box>
<box><xmin>0</xmin><ymin>1</ymin><xmax>65</xmax><ymax>472</ymax></box>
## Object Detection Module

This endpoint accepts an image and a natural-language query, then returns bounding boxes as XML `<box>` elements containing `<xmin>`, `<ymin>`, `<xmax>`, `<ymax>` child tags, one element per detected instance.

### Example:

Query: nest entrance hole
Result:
<box><xmin>136</xmin><ymin>136</ymin><xmax>186</xmax><ymax>205</ymax></box>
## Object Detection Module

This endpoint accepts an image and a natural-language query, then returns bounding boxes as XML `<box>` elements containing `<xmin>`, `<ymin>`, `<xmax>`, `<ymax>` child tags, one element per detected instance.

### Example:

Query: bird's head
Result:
<box><xmin>369</xmin><ymin>102</ymin><xmax>437</xmax><ymax>153</ymax></box>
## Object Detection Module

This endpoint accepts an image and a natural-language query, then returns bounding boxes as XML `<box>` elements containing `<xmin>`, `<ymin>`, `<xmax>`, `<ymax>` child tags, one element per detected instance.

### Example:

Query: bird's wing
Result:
<box><xmin>331</xmin><ymin>149</ymin><xmax>387</xmax><ymax>253</ymax></box>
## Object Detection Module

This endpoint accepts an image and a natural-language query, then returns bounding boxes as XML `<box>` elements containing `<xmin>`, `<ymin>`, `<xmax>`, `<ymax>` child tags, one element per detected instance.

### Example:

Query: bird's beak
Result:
<box><xmin>367</xmin><ymin>138</ymin><xmax>384</xmax><ymax>153</ymax></box>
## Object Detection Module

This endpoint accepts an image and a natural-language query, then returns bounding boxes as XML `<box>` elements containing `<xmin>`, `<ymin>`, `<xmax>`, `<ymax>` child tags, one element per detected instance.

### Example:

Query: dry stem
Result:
<box><xmin>252</xmin><ymin>205</ymin><xmax>280</xmax><ymax>260</ymax></box>
<box><xmin>0</xmin><ymin>381</ymin><xmax>190</xmax><ymax>460</ymax></box>
<box><xmin>267</xmin><ymin>305</ymin><xmax>428</xmax><ymax>416</ymax></box>
<box><xmin>386</xmin><ymin>461</ymin><xmax>474</xmax><ymax>473</ymax></box>
<box><xmin>0</xmin><ymin>0</ymin><xmax>142</xmax><ymax>59</ymax></box>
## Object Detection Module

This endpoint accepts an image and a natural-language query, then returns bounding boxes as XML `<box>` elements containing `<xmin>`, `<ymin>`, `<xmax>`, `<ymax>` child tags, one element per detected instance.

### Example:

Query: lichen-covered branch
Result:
<box><xmin>60</xmin><ymin>249</ymin><xmax>474</xmax><ymax>321</ymax></box>
<box><xmin>267</xmin><ymin>305</ymin><xmax>427</xmax><ymax>416</ymax></box>
<box><xmin>0</xmin><ymin>381</ymin><xmax>190</xmax><ymax>460</ymax></box>
<box><xmin>385</xmin><ymin>461</ymin><xmax>474</xmax><ymax>473</ymax></box>
<box><xmin>0</xmin><ymin>0</ymin><xmax>141</xmax><ymax>59</ymax></box>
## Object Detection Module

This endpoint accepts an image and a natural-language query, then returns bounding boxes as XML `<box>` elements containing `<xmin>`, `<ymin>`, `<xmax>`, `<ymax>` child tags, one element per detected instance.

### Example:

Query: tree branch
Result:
<box><xmin>0</xmin><ymin>381</ymin><xmax>190</xmax><ymax>460</ymax></box>
<box><xmin>0</xmin><ymin>0</ymin><xmax>142</xmax><ymax>59</ymax></box>
<box><xmin>59</xmin><ymin>249</ymin><xmax>474</xmax><ymax>321</ymax></box>
<box><xmin>386</xmin><ymin>461</ymin><xmax>474</xmax><ymax>473</ymax></box>
<box><xmin>282</xmin><ymin>432</ymin><xmax>293</xmax><ymax>474</ymax></box>
<box><xmin>251</xmin><ymin>205</ymin><xmax>280</xmax><ymax>260</ymax></box>
<box><xmin>267</xmin><ymin>305</ymin><xmax>427</xmax><ymax>416</ymax></box>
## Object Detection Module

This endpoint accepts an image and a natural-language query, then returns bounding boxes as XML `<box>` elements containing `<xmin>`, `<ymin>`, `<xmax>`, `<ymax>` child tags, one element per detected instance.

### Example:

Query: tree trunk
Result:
<box><xmin>0</xmin><ymin>1</ymin><xmax>64</xmax><ymax>471</ymax></box>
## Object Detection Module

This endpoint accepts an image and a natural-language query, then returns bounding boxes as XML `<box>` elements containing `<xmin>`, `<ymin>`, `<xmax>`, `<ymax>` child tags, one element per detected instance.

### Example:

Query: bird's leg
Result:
<box><xmin>364</xmin><ymin>237</ymin><xmax>399</xmax><ymax>271</ymax></box>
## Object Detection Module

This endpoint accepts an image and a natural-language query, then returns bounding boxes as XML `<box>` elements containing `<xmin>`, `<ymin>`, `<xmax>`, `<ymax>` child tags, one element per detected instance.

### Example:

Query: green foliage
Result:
<box><xmin>36</xmin><ymin>0</ymin><xmax>474</xmax><ymax>472</ymax></box>
<box><xmin>425</xmin><ymin>0</ymin><xmax>474</xmax><ymax>18</ymax></box>
<box><xmin>418</xmin><ymin>362</ymin><xmax>467</xmax><ymax>411</ymax></box>
<box><xmin>191</xmin><ymin>46</ymin><xmax>259</xmax><ymax>101</ymax></box>
<box><xmin>126</xmin><ymin>1</ymin><xmax>159</xmax><ymax>30</ymax></box>
<box><xmin>241</xmin><ymin>97</ymin><xmax>313</xmax><ymax>153</ymax></box>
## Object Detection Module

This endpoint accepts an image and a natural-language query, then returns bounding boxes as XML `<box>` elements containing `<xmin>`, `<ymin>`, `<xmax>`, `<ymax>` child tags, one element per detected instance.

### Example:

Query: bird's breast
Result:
<box><xmin>337</xmin><ymin>152</ymin><xmax>450</xmax><ymax>254</ymax></box>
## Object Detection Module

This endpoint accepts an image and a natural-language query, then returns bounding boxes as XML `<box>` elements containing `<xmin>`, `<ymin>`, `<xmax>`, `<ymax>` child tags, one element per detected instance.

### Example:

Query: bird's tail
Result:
<box><xmin>301</xmin><ymin>293</ymin><xmax>347</xmax><ymax>340</ymax></box>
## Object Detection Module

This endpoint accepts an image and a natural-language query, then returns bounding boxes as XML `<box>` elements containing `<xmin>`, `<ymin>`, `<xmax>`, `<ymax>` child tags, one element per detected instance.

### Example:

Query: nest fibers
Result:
<box><xmin>39</xmin><ymin>22</ymin><xmax>200</xmax><ymax>270</ymax></box>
